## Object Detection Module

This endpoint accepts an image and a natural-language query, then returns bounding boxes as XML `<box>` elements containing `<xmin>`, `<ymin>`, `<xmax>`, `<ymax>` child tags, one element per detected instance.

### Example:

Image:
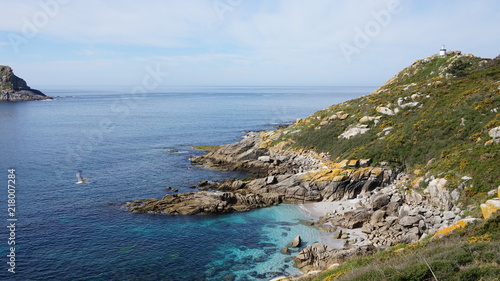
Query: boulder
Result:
<box><xmin>359</xmin><ymin>159</ymin><xmax>372</xmax><ymax>167</ymax></box>
<box><xmin>386</xmin><ymin>201</ymin><xmax>400</xmax><ymax>217</ymax></box>
<box><xmin>443</xmin><ymin>211</ymin><xmax>456</xmax><ymax>220</ymax></box>
<box><xmin>288</xmin><ymin>235</ymin><xmax>302</xmax><ymax>248</ymax></box>
<box><xmin>258</xmin><ymin>156</ymin><xmax>271</xmax><ymax>162</ymax></box>
<box><xmin>433</xmin><ymin>218</ymin><xmax>482</xmax><ymax>239</ymax></box>
<box><xmin>371</xmin><ymin>193</ymin><xmax>391</xmax><ymax>210</ymax></box>
<box><xmin>348</xmin><ymin>159</ymin><xmax>360</xmax><ymax>167</ymax></box>
<box><xmin>332</xmin><ymin>229</ymin><xmax>343</xmax><ymax>239</ymax></box>
<box><xmin>315</xmin><ymin>224</ymin><xmax>337</xmax><ymax>233</ymax></box>
<box><xmin>488</xmin><ymin>126</ymin><xmax>500</xmax><ymax>139</ymax></box>
<box><xmin>399</xmin><ymin>215</ymin><xmax>421</xmax><ymax>227</ymax></box>
<box><xmin>339</xmin><ymin>125</ymin><xmax>370</xmax><ymax>139</ymax></box>
<box><xmin>480</xmin><ymin>199</ymin><xmax>500</xmax><ymax>219</ymax></box>
<box><xmin>329</xmin><ymin>209</ymin><xmax>372</xmax><ymax>229</ymax></box>
<box><xmin>280</xmin><ymin>247</ymin><xmax>291</xmax><ymax>254</ymax></box>
<box><xmin>361</xmin><ymin>223</ymin><xmax>373</xmax><ymax>234</ymax></box>
<box><xmin>266</xmin><ymin>176</ymin><xmax>278</xmax><ymax>185</ymax></box>
<box><xmin>294</xmin><ymin>243</ymin><xmax>334</xmax><ymax>272</ymax></box>
<box><xmin>451</xmin><ymin>189</ymin><xmax>461</xmax><ymax>202</ymax></box>
<box><xmin>370</xmin><ymin>209</ymin><xmax>386</xmax><ymax>225</ymax></box>
<box><xmin>359</xmin><ymin>116</ymin><xmax>377</xmax><ymax>123</ymax></box>
<box><xmin>376</xmin><ymin>106</ymin><xmax>395</xmax><ymax>115</ymax></box>
<box><xmin>425</xmin><ymin>178</ymin><xmax>453</xmax><ymax>210</ymax></box>
<box><xmin>487</xmin><ymin>187</ymin><xmax>499</xmax><ymax>196</ymax></box>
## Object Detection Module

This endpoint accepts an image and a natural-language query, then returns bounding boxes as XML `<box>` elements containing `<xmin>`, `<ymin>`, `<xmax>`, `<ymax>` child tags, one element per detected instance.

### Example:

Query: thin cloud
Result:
<box><xmin>1</xmin><ymin>0</ymin><xmax>499</xmax><ymax>86</ymax></box>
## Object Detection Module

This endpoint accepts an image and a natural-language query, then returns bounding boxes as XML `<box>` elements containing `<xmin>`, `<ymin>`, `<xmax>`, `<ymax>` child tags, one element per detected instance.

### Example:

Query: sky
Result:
<box><xmin>0</xmin><ymin>0</ymin><xmax>499</xmax><ymax>88</ymax></box>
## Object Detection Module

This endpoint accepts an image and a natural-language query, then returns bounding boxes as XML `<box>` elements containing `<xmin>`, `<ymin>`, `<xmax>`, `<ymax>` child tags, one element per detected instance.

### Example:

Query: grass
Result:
<box><xmin>300</xmin><ymin>211</ymin><xmax>500</xmax><ymax>281</ymax></box>
<box><xmin>191</xmin><ymin>145</ymin><xmax>221</xmax><ymax>151</ymax></box>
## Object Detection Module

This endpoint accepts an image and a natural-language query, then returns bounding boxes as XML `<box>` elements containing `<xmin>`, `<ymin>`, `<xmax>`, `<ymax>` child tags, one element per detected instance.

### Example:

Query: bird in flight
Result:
<box><xmin>75</xmin><ymin>170</ymin><xmax>90</xmax><ymax>184</ymax></box>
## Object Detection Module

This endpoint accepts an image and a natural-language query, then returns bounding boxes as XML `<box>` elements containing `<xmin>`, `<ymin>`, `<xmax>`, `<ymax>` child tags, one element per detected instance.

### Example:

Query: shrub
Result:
<box><xmin>390</xmin><ymin>263</ymin><xmax>430</xmax><ymax>281</ymax></box>
<box><xmin>458</xmin><ymin>266</ymin><xmax>500</xmax><ymax>281</ymax></box>
<box><xmin>447</xmin><ymin>59</ymin><xmax>472</xmax><ymax>77</ymax></box>
<box><xmin>429</xmin><ymin>260</ymin><xmax>460</xmax><ymax>280</ymax></box>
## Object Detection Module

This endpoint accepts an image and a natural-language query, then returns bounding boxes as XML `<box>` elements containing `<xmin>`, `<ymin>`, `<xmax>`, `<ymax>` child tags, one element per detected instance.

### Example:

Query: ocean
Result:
<box><xmin>0</xmin><ymin>86</ymin><xmax>374</xmax><ymax>281</ymax></box>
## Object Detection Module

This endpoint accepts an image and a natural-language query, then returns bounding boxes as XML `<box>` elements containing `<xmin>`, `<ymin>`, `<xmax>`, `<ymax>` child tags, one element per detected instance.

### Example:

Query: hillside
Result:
<box><xmin>258</xmin><ymin>51</ymin><xmax>500</xmax><ymax>280</ymax></box>
<box><xmin>270</xmin><ymin>51</ymin><xmax>499</xmax><ymax>208</ymax></box>
<box><xmin>0</xmin><ymin>65</ymin><xmax>51</xmax><ymax>101</ymax></box>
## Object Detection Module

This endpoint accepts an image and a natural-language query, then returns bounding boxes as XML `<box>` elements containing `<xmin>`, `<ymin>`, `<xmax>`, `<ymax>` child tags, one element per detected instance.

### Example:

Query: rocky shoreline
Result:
<box><xmin>124</xmin><ymin>130</ymin><xmax>466</xmax><ymax>276</ymax></box>
<box><xmin>126</xmin><ymin>132</ymin><xmax>395</xmax><ymax>214</ymax></box>
<box><xmin>0</xmin><ymin>65</ymin><xmax>52</xmax><ymax>101</ymax></box>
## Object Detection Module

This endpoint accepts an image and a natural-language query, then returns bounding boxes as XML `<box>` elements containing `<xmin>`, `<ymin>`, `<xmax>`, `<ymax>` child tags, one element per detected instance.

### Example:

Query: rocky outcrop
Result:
<box><xmin>291</xmin><ymin>179</ymin><xmax>469</xmax><ymax>274</ymax></box>
<box><xmin>125</xmin><ymin>191</ymin><xmax>283</xmax><ymax>215</ymax></box>
<box><xmin>0</xmin><ymin>65</ymin><xmax>51</xmax><ymax>101</ymax></box>
<box><xmin>481</xmin><ymin>187</ymin><xmax>500</xmax><ymax>219</ymax></box>
<box><xmin>126</xmin><ymin>132</ymin><xmax>395</xmax><ymax>215</ymax></box>
<box><xmin>190</xmin><ymin>131</ymin><xmax>326</xmax><ymax>177</ymax></box>
<box><xmin>294</xmin><ymin>243</ymin><xmax>374</xmax><ymax>273</ymax></box>
<box><xmin>329</xmin><ymin>186</ymin><xmax>463</xmax><ymax>245</ymax></box>
<box><xmin>287</xmin><ymin>235</ymin><xmax>302</xmax><ymax>248</ymax></box>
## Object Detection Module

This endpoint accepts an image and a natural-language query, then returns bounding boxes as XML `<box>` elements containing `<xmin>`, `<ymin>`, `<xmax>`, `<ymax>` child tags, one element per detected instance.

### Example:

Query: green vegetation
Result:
<box><xmin>268</xmin><ymin>52</ymin><xmax>500</xmax><ymax>281</ymax></box>
<box><xmin>191</xmin><ymin>145</ymin><xmax>221</xmax><ymax>151</ymax></box>
<box><xmin>272</xmin><ymin>53</ymin><xmax>499</xmax><ymax>197</ymax></box>
<box><xmin>300</xmin><ymin>211</ymin><xmax>500</xmax><ymax>281</ymax></box>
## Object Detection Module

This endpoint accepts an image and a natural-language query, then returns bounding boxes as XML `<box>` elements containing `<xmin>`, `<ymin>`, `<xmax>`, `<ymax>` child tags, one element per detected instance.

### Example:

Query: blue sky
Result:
<box><xmin>0</xmin><ymin>0</ymin><xmax>499</xmax><ymax>87</ymax></box>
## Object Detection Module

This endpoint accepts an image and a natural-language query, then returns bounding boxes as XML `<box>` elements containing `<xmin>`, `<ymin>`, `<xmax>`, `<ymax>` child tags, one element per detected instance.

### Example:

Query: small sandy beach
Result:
<box><xmin>299</xmin><ymin>200</ymin><xmax>366</xmax><ymax>249</ymax></box>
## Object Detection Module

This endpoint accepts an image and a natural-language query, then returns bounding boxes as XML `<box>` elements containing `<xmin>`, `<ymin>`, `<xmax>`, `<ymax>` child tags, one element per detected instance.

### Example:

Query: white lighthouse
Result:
<box><xmin>439</xmin><ymin>45</ymin><xmax>447</xmax><ymax>56</ymax></box>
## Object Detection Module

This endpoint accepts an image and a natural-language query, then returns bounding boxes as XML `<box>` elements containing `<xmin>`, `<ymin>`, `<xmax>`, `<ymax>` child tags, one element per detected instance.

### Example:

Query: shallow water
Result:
<box><xmin>0</xmin><ymin>86</ymin><xmax>373</xmax><ymax>280</ymax></box>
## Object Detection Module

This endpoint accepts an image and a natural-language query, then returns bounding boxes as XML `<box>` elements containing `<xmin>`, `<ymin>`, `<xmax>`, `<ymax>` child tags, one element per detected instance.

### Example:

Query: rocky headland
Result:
<box><xmin>125</xmin><ymin>52</ymin><xmax>500</xmax><ymax>279</ymax></box>
<box><xmin>0</xmin><ymin>65</ymin><xmax>51</xmax><ymax>101</ymax></box>
<box><xmin>125</xmin><ymin>131</ymin><xmax>396</xmax><ymax>215</ymax></box>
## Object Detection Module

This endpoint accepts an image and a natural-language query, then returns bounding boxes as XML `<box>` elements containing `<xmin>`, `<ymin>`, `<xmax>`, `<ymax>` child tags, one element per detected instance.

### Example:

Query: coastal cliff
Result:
<box><xmin>126</xmin><ymin>52</ymin><xmax>500</xmax><ymax>279</ymax></box>
<box><xmin>0</xmin><ymin>66</ymin><xmax>51</xmax><ymax>101</ymax></box>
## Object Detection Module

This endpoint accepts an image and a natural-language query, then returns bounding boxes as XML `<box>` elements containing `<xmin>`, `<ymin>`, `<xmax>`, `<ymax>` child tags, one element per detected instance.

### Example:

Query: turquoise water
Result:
<box><xmin>0</xmin><ymin>86</ymin><xmax>373</xmax><ymax>280</ymax></box>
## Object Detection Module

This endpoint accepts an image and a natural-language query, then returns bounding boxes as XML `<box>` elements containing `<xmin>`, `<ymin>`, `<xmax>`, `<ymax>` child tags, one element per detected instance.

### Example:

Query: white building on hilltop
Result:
<box><xmin>439</xmin><ymin>45</ymin><xmax>447</xmax><ymax>56</ymax></box>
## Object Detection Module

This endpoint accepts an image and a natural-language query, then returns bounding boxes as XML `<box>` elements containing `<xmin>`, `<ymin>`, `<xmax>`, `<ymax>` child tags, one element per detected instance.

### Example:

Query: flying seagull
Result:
<box><xmin>75</xmin><ymin>170</ymin><xmax>90</xmax><ymax>184</ymax></box>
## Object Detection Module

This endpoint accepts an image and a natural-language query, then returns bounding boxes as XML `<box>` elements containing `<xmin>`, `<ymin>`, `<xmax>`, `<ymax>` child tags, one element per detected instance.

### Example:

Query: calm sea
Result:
<box><xmin>0</xmin><ymin>86</ymin><xmax>373</xmax><ymax>281</ymax></box>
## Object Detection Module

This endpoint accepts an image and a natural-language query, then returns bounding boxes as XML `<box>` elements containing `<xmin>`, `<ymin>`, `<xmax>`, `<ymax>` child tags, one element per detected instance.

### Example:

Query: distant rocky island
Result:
<box><xmin>0</xmin><ymin>65</ymin><xmax>51</xmax><ymax>101</ymax></box>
